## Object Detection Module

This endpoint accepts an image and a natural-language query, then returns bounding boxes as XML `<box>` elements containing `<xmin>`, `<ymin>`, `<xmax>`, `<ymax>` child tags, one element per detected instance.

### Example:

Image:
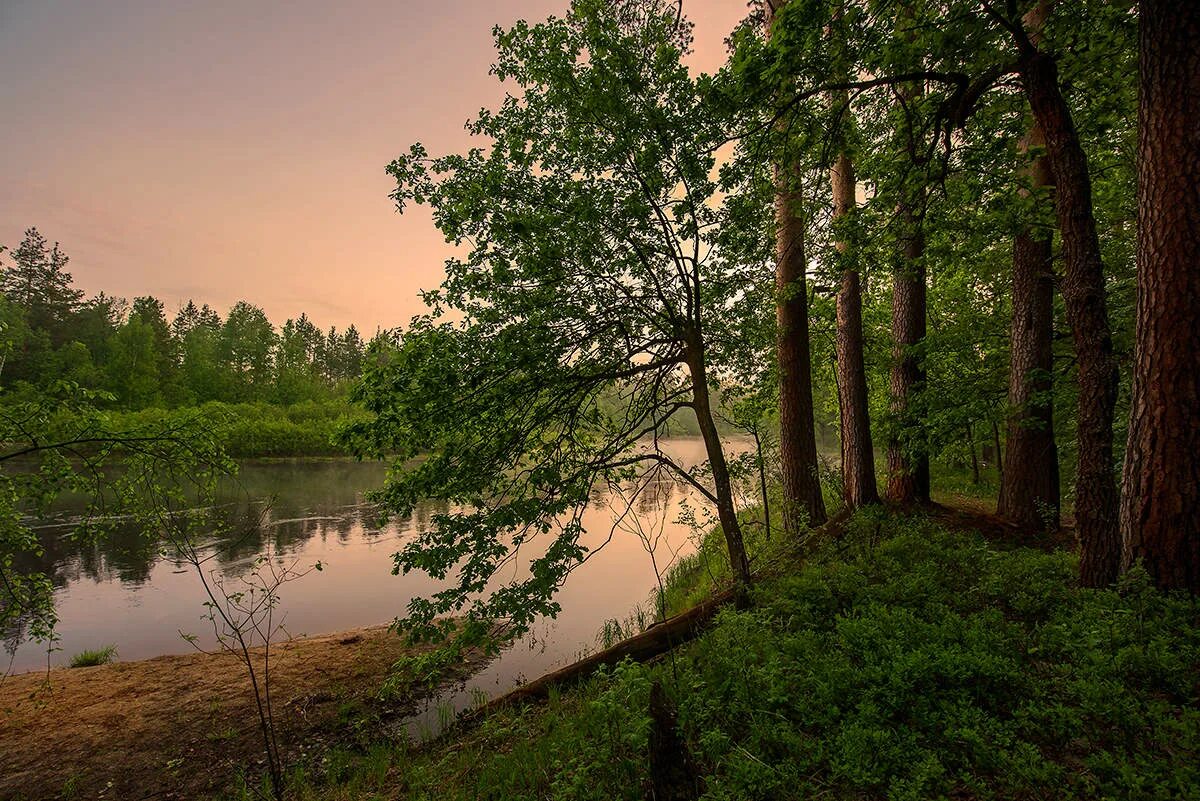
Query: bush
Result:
<box><xmin>109</xmin><ymin>400</ymin><xmax>369</xmax><ymax>458</ymax></box>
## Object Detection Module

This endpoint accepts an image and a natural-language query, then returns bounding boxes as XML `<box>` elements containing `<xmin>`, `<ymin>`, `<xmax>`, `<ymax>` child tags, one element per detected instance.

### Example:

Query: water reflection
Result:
<box><xmin>6</xmin><ymin>438</ymin><xmax>744</xmax><ymax>679</ymax></box>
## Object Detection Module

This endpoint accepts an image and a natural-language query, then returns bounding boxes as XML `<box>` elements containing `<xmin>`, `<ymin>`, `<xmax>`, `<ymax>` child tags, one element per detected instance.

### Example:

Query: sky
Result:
<box><xmin>0</xmin><ymin>0</ymin><xmax>748</xmax><ymax>332</ymax></box>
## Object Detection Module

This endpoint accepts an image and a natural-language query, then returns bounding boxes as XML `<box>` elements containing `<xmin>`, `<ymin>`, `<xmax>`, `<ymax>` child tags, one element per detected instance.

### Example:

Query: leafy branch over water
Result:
<box><xmin>341</xmin><ymin>0</ymin><xmax>773</xmax><ymax>642</ymax></box>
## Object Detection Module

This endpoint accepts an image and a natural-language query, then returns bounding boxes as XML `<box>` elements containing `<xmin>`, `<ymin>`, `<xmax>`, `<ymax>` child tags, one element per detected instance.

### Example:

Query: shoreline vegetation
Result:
<box><xmin>224</xmin><ymin>505</ymin><xmax>1200</xmax><ymax>801</ymax></box>
<box><xmin>100</xmin><ymin>400</ymin><xmax>733</xmax><ymax>461</ymax></box>
<box><xmin>7</xmin><ymin>496</ymin><xmax>1196</xmax><ymax>801</ymax></box>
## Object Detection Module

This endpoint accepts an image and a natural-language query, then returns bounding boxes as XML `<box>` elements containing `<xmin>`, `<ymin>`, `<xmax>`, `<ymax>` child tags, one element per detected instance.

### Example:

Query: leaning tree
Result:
<box><xmin>343</xmin><ymin>0</ymin><xmax>772</xmax><ymax>638</ymax></box>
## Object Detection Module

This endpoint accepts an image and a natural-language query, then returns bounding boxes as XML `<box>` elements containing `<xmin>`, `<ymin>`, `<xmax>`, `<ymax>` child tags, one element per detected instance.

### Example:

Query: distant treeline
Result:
<box><xmin>0</xmin><ymin>228</ymin><xmax>384</xmax><ymax>411</ymax></box>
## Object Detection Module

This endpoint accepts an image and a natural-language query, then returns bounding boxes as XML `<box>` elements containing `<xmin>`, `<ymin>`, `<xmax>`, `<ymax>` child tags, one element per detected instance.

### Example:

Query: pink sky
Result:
<box><xmin>0</xmin><ymin>1</ymin><xmax>748</xmax><ymax>332</ymax></box>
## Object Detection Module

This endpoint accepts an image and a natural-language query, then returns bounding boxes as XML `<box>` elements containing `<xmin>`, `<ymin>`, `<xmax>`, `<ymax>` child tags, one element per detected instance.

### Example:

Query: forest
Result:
<box><xmin>0</xmin><ymin>0</ymin><xmax>1196</xmax><ymax>799</ymax></box>
<box><xmin>0</xmin><ymin>227</ymin><xmax>376</xmax><ymax>455</ymax></box>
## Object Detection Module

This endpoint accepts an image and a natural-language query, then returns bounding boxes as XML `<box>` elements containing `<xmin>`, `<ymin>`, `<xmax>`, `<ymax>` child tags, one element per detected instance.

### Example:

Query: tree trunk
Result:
<box><xmin>752</xmin><ymin>427</ymin><xmax>773</xmax><ymax>541</ymax></box>
<box><xmin>832</xmin><ymin>150</ymin><xmax>880</xmax><ymax>509</ymax></box>
<box><xmin>768</xmin><ymin>0</ymin><xmax>827</xmax><ymax>532</ymax></box>
<box><xmin>967</xmin><ymin>423</ymin><xmax>980</xmax><ymax>485</ymax></box>
<box><xmin>1119</xmin><ymin>0</ymin><xmax>1200</xmax><ymax>592</ymax></box>
<box><xmin>774</xmin><ymin>171</ymin><xmax>829</xmax><ymax>529</ymax></box>
<box><xmin>1016</xmin><ymin>36</ymin><xmax>1120</xmax><ymax>587</ymax></box>
<box><xmin>999</xmin><ymin>3</ymin><xmax>1061</xmax><ymax>532</ymax></box>
<box><xmin>828</xmin><ymin>2</ymin><xmax>878</xmax><ymax>510</ymax></box>
<box><xmin>998</xmin><ymin>124</ymin><xmax>1060</xmax><ymax>529</ymax></box>
<box><xmin>885</xmin><ymin>200</ymin><xmax>930</xmax><ymax>505</ymax></box>
<box><xmin>991</xmin><ymin>417</ymin><xmax>1004</xmax><ymax>483</ymax></box>
<box><xmin>464</xmin><ymin>587</ymin><xmax>736</xmax><ymax>718</ymax></box>
<box><xmin>647</xmin><ymin>680</ymin><xmax>702</xmax><ymax>801</ymax></box>
<box><xmin>884</xmin><ymin>8</ymin><xmax>930</xmax><ymax>508</ymax></box>
<box><xmin>686</xmin><ymin>335</ymin><xmax>752</xmax><ymax>601</ymax></box>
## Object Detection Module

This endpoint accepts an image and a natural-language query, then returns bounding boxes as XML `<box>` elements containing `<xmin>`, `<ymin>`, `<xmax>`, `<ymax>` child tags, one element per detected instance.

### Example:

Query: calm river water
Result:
<box><xmin>6</xmin><ymin>437</ymin><xmax>747</xmax><ymax>707</ymax></box>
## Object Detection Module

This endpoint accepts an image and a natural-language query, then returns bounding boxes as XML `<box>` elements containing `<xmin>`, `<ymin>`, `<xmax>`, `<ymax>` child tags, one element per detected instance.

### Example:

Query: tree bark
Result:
<box><xmin>998</xmin><ymin>119</ymin><xmax>1060</xmax><ymax>530</ymax></box>
<box><xmin>999</xmin><ymin>1</ymin><xmax>1061</xmax><ymax>532</ymax></box>
<box><xmin>828</xmin><ymin>2</ymin><xmax>879</xmax><ymax>510</ymax></box>
<box><xmin>774</xmin><ymin>171</ymin><xmax>829</xmax><ymax>529</ymax></box>
<box><xmin>831</xmin><ymin>151</ymin><xmax>880</xmax><ymax>509</ymax></box>
<box><xmin>1119</xmin><ymin>0</ymin><xmax>1200</xmax><ymax>592</ymax></box>
<box><xmin>768</xmin><ymin>0</ymin><xmax>827</xmax><ymax>532</ymax></box>
<box><xmin>885</xmin><ymin>200</ymin><xmax>930</xmax><ymax>505</ymax></box>
<box><xmin>464</xmin><ymin>587</ymin><xmax>736</xmax><ymax>717</ymax></box>
<box><xmin>884</xmin><ymin>9</ymin><xmax>930</xmax><ymax>507</ymax></box>
<box><xmin>1015</xmin><ymin>30</ymin><xmax>1120</xmax><ymax>587</ymax></box>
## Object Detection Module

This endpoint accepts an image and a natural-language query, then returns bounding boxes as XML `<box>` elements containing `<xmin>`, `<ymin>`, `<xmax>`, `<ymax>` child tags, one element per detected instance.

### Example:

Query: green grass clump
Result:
<box><xmin>68</xmin><ymin>645</ymin><xmax>117</xmax><ymax>668</ymax></box>
<box><xmin>258</xmin><ymin>513</ymin><xmax>1200</xmax><ymax>801</ymax></box>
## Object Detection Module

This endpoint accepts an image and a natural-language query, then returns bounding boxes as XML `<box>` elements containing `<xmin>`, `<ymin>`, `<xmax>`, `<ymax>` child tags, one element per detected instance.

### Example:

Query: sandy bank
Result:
<box><xmin>0</xmin><ymin>625</ymin><xmax>484</xmax><ymax>800</ymax></box>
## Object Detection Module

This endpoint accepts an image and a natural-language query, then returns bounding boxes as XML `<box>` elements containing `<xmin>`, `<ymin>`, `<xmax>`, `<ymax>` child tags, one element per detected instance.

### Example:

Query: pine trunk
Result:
<box><xmin>768</xmin><ymin>0</ymin><xmax>827</xmax><ymax>532</ymax></box>
<box><xmin>1119</xmin><ymin>0</ymin><xmax>1200</xmax><ymax>592</ymax></box>
<box><xmin>774</xmin><ymin>171</ymin><xmax>828</xmax><ymax>529</ymax></box>
<box><xmin>832</xmin><ymin>151</ymin><xmax>879</xmax><ymax>509</ymax></box>
<box><xmin>1018</xmin><ymin>45</ymin><xmax>1120</xmax><ymax>587</ymax></box>
<box><xmin>885</xmin><ymin>200</ymin><xmax>930</xmax><ymax>505</ymax></box>
<box><xmin>999</xmin><ymin>3</ymin><xmax>1060</xmax><ymax>532</ymax></box>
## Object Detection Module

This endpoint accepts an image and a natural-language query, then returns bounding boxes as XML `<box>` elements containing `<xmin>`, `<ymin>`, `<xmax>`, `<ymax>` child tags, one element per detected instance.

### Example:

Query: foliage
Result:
<box><xmin>261</xmin><ymin>514</ymin><xmax>1200</xmax><ymax>801</ymax></box>
<box><xmin>342</xmin><ymin>0</ymin><xmax>770</xmax><ymax>641</ymax></box>
<box><xmin>0</xmin><ymin>229</ymin><xmax>375</xmax><ymax>413</ymax></box>
<box><xmin>0</xmin><ymin>380</ymin><xmax>232</xmax><ymax>655</ymax></box>
<box><xmin>108</xmin><ymin>400</ymin><xmax>368</xmax><ymax>458</ymax></box>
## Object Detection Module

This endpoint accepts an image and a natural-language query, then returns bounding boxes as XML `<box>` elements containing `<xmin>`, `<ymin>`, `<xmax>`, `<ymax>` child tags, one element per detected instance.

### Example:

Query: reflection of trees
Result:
<box><xmin>5</xmin><ymin>445</ymin><xmax>740</xmax><ymax>658</ymax></box>
<box><xmin>636</xmin><ymin>472</ymin><xmax>678</xmax><ymax>514</ymax></box>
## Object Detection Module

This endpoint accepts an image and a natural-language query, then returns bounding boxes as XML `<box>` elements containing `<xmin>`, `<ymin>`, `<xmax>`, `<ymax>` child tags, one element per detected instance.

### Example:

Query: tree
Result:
<box><xmin>765</xmin><ymin>0</ymin><xmax>827</xmax><ymax>530</ymax></box>
<box><xmin>1119</xmin><ymin>0</ymin><xmax>1200</xmax><ymax>592</ymax></box>
<box><xmin>993</xmin><ymin>1</ymin><xmax>1122</xmax><ymax>586</ymax></box>
<box><xmin>827</xmin><ymin>0</ymin><xmax>879</xmax><ymax>509</ymax></box>
<box><xmin>0</xmin><ymin>229</ymin><xmax>85</xmax><ymax>385</ymax></box>
<box><xmin>220</xmin><ymin>301</ymin><xmax>277</xmax><ymax>400</ymax></box>
<box><xmin>997</xmin><ymin>0</ymin><xmax>1060</xmax><ymax>530</ymax></box>
<box><xmin>276</xmin><ymin>313</ymin><xmax>323</xmax><ymax>403</ymax></box>
<box><xmin>129</xmin><ymin>296</ymin><xmax>184</xmax><ymax>405</ymax></box>
<box><xmin>0</xmin><ymin>228</ymin><xmax>83</xmax><ymax>343</ymax></box>
<box><xmin>882</xmin><ymin>8</ymin><xmax>932</xmax><ymax>506</ymax></box>
<box><xmin>344</xmin><ymin>0</ymin><xmax>763</xmax><ymax>637</ymax></box>
<box><xmin>177</xmin><ymin>303</ymin><xmax>227</xmax><ymax>403</ymax></box>
<box><xmin>107</xmin><ymin>315</ymin><xmax>162</xmax><ymax>408</ymax></box>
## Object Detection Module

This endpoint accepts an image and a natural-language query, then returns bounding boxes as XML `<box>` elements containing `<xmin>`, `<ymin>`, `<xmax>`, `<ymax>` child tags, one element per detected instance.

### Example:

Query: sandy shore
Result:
<box><xmin>0</xmin><ymin>626</ymin><xmax>484</xmax><ymax>800</ymax></box>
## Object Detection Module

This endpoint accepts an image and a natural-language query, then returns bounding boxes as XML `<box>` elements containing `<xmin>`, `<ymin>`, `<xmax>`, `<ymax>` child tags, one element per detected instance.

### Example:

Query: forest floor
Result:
<box><xmin>0</xmin><ymin>626</ymin><xmax>494</xmax><ymax>801</ymax></box>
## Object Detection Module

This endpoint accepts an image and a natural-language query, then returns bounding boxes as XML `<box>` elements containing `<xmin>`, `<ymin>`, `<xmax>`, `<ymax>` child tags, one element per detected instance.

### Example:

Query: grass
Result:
<box><xmin>68</xmin><ymin>645</ymin><xmax>117</xmax><ymax>668</ymax></box>
<box><xmin>223</xmin><ymin>510</ymin><xmax>1200</xmax><ymax>801</ymax></box>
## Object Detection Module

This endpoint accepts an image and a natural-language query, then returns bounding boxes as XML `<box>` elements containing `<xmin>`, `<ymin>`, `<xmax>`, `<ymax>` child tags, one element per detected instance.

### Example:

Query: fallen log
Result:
<box><xmin>461</xmin><ymin>587</ymin><xmax>736</xmax><ymax>722</ymax></box>
<box><xmin>457</xmin><ymin>511</ymin><xmax>851</xmax><ymax>727</ymax></box>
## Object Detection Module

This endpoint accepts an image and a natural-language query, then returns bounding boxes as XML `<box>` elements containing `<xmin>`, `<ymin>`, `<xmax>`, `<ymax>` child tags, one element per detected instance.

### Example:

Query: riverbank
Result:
<box><xmin>0</xmin><ymin>625</ymin><xmax>493</xmax><ymax>801</ymax></box>
<box><xmin>229</xmin><ymin>508</ymin><xmax>1200</xmax><ymax>801</ymax></box>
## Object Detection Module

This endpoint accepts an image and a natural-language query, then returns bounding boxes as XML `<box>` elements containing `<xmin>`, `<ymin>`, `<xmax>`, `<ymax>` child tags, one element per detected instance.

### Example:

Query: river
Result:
<box><xmin>5</xmin><ymin>436</ymin><xmax>751</xmax><ymax>717</ymax></box>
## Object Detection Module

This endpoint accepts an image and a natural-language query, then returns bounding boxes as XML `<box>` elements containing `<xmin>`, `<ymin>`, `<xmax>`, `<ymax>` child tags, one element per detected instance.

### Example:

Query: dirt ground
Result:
<box><xmin>0</xmin><ymin>626</ymin><xmax>483</xmax><ymax>801</ymax></box>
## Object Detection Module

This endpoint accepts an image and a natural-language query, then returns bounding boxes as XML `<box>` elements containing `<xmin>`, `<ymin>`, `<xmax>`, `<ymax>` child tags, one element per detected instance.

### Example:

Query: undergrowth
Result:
<box><xmin>232</xmin><ymin>512</ymin><xmax>1200</xmax><ymax>801</ymax></box>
